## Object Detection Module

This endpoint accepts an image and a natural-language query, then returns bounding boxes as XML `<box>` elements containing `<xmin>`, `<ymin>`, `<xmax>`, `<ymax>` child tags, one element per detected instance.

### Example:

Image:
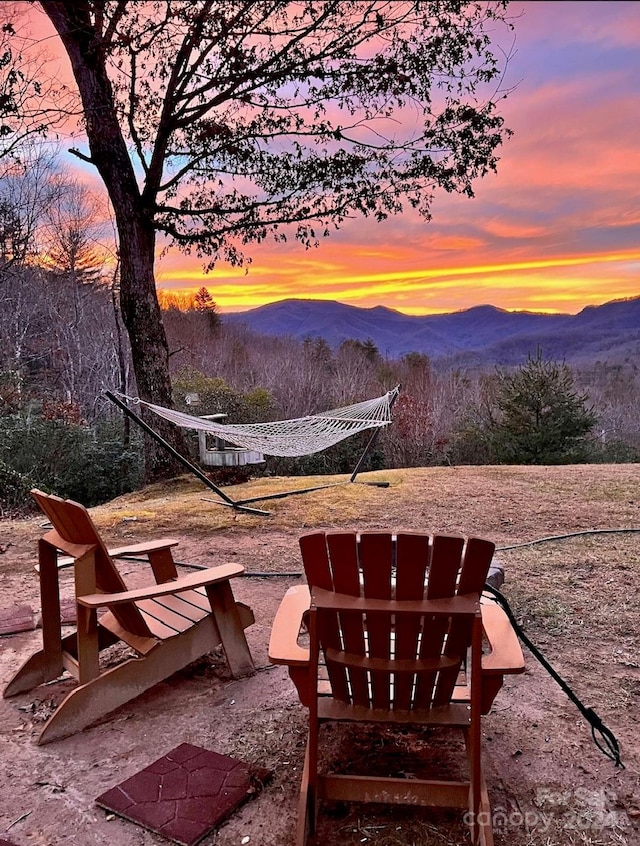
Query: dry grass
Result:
<box><xmin>86</xmin><ymin>462</ymin><xmax>640</xmax><ymax>538</ymax></box>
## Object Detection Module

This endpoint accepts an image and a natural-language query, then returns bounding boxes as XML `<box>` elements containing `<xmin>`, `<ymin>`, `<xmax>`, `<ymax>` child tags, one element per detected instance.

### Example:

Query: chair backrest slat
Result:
<box><xmin>414</xmin><ymin>535</ymin><xmax>465</xmax><ymax>704</ymax></box>
<box><xmin>427</xmin><ymin>535</ymin><xmax>465</xmax><ymax>599</ymax></box>
<box><xmin>31</xmin><ymin>489</ymin><xmax>152</xmax><ymax>639</ymax></box>
<box><xmin>359</xmin><ymin>532</ymin><xmax>393</xmax><ymax>599</ymax></box>
<box><xmin>457</xmin><ymin>537</ymin><xmax>496</xmax><ymax>595</ymax></box>
<box><xmin>359</xmin><ymin>533</ymin><xmax>393</xmax><ymax>709</ymax></box>
<box><xmin>394</xmin><ymin>533</ymin><xmax>429</xmax><ymax>600</ymax></box>
<box><xmin>326</xmin><ymin>532</ymin><xmax>361</xmax><ymax>595</ymax></box>
<box><xmin>393</xmin><ymin>533</ymin><xmax>430</xmax><ymax>709</ymax></box>
<box><xmin>325</xmin><ymin>533</ymin><xmax>366</xmax><ymax>703</ymax></box>
<box><xmin>299</xmin><ymin>531</ymin><xmax>334</xmax><ymax>591</ymax></box>
<box><xmin>302</xmin><ymin>531</ymin><xmax>358</xmax><ymax>702</ymax></box>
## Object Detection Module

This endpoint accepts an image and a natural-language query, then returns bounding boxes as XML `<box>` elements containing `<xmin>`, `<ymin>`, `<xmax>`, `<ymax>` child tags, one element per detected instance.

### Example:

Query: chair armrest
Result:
<box><xmin>108</xmin><ymin>538</ymin><xmax>180</xmax><ymax>558</ymax></box>
<box><xmin>267</xmin><ymin>587</ymin><xmax>524</xmax><ymax>675</ymax></box>
<box><xmin>38</xmin><ymin>538</ymin><xmax>181</xmax><ymax>572</ymax></box>
<box><xmin>480</xmin><ymin>599</ymin><xmax>525</xmax><ymax>675</ymax></box>
<box><xmin>77</xmin><ymin>563</ymin><xmax>244</xmax><ymax>607</ymax></box>
<box><xmin>110</xmin><ymin>538</ymin><xmax>179</xmax><ymax>582</ymax></box>
<box><xmin>268</xmin><ymin>584</ymin><xmax>310</xmax><ymax>667</ymax></box>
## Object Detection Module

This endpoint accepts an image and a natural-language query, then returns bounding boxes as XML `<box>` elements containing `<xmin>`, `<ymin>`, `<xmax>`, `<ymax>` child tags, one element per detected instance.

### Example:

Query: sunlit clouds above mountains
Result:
<box><xmin>158</xmin><ymin>1</ymin><xmax>639</xmax><ymax>315</ymax></box>
<box><xmin>29</xmin><ymin>1</ymin><xmax>640</xmax><ymax>316</ymax></box>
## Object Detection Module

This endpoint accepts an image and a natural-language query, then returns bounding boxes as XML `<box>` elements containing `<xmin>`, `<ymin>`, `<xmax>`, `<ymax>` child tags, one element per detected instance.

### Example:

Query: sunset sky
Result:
<box><xmin>30</xmin><ymin>2</ymin><xmax>640</xmax><ymax>315</ymax></box>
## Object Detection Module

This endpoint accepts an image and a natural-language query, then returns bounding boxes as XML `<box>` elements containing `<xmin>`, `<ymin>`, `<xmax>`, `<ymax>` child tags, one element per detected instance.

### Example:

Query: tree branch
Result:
<box><xmin>69</xmin><ymin>147</ymin><xmax>94</xmax><ymax>164</ymax></box>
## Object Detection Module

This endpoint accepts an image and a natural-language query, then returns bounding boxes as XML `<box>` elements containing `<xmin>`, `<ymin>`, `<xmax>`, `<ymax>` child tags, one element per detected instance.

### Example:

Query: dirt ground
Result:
<box><xmin>0</xmin><ymin>465</ymin><xmax>639</xmax><ymax>846</ymax></box>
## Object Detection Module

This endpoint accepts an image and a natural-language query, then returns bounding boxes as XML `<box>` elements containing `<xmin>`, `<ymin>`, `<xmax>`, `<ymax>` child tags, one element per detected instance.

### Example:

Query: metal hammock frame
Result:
<box><xmin>106</xmin><ymin>387</ymin><xmax>400</xmax><ymax>516</ymax></box>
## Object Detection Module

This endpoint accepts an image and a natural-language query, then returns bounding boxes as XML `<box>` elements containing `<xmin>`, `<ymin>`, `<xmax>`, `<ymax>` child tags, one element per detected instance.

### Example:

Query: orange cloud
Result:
<box><xmin>157</xmin><ymin>245</ymin><xmax>640</xmax><ymax>315</ymax></box>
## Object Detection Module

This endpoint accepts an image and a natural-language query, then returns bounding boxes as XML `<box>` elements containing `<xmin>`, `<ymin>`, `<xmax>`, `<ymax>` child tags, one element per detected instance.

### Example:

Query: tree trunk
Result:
<box><xmin>116</xmin><ymin>212</ymin><xmax>184</xmax><ymax>479</ymax></box>
<box><xmin>41</xmin><ymin>2</ymin><xmax>185</xmax><ymax>480</ymax></box>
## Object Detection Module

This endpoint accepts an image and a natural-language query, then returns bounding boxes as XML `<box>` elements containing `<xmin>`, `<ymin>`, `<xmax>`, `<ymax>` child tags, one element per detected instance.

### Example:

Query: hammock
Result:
<box><xmin>117</xmin><ymin>386</ymin><xmax>400</xmax><ymax>458</ymax></box>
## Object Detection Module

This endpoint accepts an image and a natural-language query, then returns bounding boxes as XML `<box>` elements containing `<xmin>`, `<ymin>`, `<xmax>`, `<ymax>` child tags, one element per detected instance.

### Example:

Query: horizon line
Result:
<box><xmin>156</xmin><ymin>291</ymin><xmax>637</xmax><ymax>318</ymax></box>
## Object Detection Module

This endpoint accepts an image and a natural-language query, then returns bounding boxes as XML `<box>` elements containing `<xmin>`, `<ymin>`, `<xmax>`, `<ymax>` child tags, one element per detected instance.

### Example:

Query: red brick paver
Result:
<box><xmin>96</xmin><ymin>743</ymin><xmax>270</xmax><ymax>846</ymax></box>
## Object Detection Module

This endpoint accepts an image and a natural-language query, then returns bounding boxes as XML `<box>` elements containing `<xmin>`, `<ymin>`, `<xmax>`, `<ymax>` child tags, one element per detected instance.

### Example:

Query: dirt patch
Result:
<box><xmin>1</xmin><ymin>465</ymin><xmax>639</xmax><ymax>845</ymax></box>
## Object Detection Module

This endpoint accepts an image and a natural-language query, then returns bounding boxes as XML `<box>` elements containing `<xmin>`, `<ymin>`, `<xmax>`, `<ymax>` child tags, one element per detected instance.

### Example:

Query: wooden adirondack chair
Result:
<box><xmin>4</xmin><ymin>489</ymin><xmax>255</xmax><ymax>744</ymax></box>
<box><xmin>269</xmin><ymin>530</ymin><xmax>525</xmax><ymax>846</ymax></box>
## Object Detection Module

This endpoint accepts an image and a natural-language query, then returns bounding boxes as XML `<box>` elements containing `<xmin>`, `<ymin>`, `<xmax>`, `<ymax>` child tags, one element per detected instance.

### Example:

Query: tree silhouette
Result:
<box><xmin>191</xmin><ymin>286</ymin><xmax>220</xmax><ymax>331</ymax></box>
<box><xmin>37</xmin><ymin>0</ymin><xmax>514</xmax><ymax>478</ymax></box>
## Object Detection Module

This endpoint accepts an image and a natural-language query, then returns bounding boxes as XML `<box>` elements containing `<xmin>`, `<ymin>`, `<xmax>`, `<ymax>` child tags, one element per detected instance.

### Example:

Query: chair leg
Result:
<box><xmin>36</xmin><ymin>616</ymin><xmax>230</xmax><ymax>743</ymax></box>
<box><xmin>464</xmin><ymin>727</ymin><xmax>493</xmax><ymax>846</ymax></box>
<box><xmin>296</xmin><ymin>742</ymin><xmax>312</xmax><ymax>846</ymax></box>
<box><xmin>296</xmin><ymin>710</ymin><xmax>321</xmax><ymax>846</ymax></box>
<box><xmin>3</xmin><ymin>648</ymin><xmax>61</xmax><ymax>697</ymax></box>
<box><xmin>37</xmin><ymin>538</ymin><xmax>64</xmax><ymax>679</ymax></box>
<box><xmin>205</xmin><ymin>581</ymin><xmax>254</xmax><ymax>677</ymax></box>
<box><xmin>478</xmin><ymin>777</ymin><xmax>495</xmax><ymax>846</ymax></box>
<box><xmin>467</xmin><ymin>615</ymin><xmax>486</xmax><ymax>845</ymax></box>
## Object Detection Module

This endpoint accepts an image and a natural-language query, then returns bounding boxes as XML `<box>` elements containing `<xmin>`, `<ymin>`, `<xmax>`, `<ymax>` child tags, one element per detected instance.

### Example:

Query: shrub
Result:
<box><xmin>172</xmin><ymin>370</ymin><xmax>268</xmax><ymax>422</ymax></box>
<box><xmin>0</xmin><ymin>413</ymin><xmax>143</xmax><ymax>508</ymax></box>
<box><xmin>0</xmin><ymin>461</ymin><xmax>38</xmax><ymax>515</ymax></box>
<box><xmin>589</xmin><ymin>438</ymin><xmax>640</xmax><ymax>464</ymax></box>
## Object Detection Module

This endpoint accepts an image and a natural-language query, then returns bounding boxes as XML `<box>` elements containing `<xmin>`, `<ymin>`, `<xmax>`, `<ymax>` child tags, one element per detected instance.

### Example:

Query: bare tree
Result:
<box><xmin>0</xmin><ymin>143</ymin><xmax>60</xmax><ymax>269</ymax></box>
<box><xmin>333</xmin><ymin>340</ymin><xmax>382</xmax><ymax>405</ymax></box>
<box><xmin>0</xmin><ymin>146</ymin><xmax>61</xmax><ymax>402</ymax></box>
<box><xmin>37</xmin><ymin>180</ymin><xmax>115</xmax><ymax>410</ymax></box>
<box><xmin>0</xmin><ymin>154</ymin><xmax>123</xmax><ymax>416</ymax></box>
<box><xmin>0</xmin><ymin>5</ymin><xmax>73</xmax><ymax>169</ymax></box>
<box><xmin>42</xmin><ymin>176</ymin><xmax>109</xmax><ymax>283</ymax></box>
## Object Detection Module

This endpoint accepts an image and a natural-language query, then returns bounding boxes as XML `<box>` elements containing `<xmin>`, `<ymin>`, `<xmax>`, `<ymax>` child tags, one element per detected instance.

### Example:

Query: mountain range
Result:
<box><xmin>222</xmin><ymin>296</ymin><xmax>640</xmax><ymax>365</ymax></box>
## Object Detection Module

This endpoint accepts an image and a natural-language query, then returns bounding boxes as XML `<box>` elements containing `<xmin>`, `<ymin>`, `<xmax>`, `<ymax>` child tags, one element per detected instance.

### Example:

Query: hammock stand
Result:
<box><xmin>105</xmin><ymin>387</ymin><xmax>399</xmax><ymax>516</ymax></box>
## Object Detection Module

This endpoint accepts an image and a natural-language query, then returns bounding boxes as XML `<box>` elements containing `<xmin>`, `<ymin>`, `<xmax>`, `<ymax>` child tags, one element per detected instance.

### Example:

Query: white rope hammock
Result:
<box><xmin>120</xmin><ymin>386</ymin><xmax>399</xmax><ymax>458</ymax></box>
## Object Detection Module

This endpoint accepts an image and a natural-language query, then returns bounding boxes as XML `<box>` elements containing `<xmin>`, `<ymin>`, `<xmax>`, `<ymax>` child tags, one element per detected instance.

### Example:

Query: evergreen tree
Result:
<box><xmin>491</xmin><ymin>350</ymin><xmax>598</xmax><ymax>464</ymax></box>
<box><xmin>191</xmin><ymin>286</ymin><xmax>220</xmax><ymax>331</ymax></box>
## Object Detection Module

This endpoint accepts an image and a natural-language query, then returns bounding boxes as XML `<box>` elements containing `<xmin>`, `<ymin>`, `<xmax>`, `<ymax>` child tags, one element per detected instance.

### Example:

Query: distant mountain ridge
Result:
<box><xmin>222</xmin><ymin>296</ymin><xmax>640</xmax><ymax>364</ymax></box>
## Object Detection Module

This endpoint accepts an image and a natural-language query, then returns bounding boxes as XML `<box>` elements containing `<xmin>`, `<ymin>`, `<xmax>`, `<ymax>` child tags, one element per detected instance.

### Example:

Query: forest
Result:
<box><xmin>1</xmin><ymin>150</ymin><xmax>639</xmax><ymax>514</ymax></box>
